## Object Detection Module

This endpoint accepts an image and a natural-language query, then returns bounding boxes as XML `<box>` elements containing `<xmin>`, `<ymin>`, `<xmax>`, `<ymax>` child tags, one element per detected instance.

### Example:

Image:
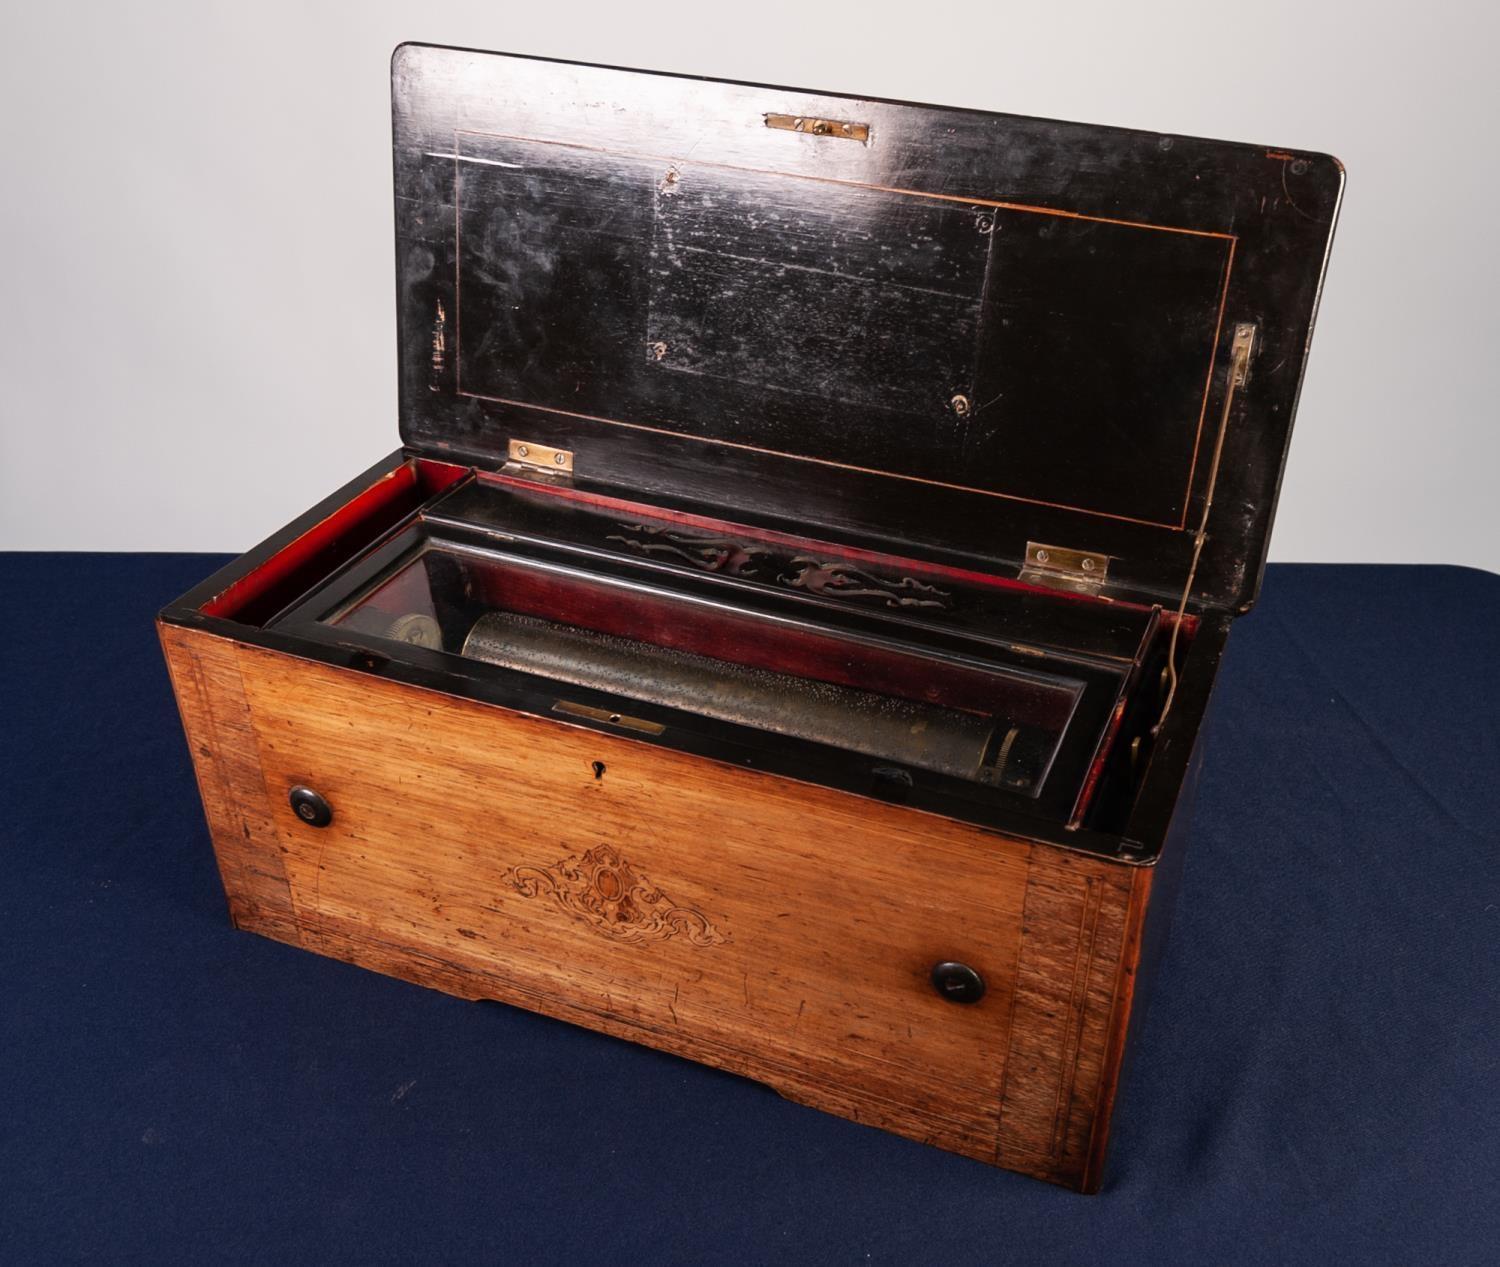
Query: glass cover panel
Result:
<box><xmin>321</xmin><ymin>540</ymin><xmax>1089</xmax><ymax>798</ymax></box>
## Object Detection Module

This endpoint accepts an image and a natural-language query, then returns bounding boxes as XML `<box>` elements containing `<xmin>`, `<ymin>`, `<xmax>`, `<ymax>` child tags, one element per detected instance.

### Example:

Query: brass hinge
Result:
<box><xmin>503</xmin><ymin>439</ymin><xmax>574</xmax><ymax>478</ymax></box>
<box><xmin>1229</xmin><ymin>321</ymin><xmax>1256</xmax><ymax>388</ymax></box>
<box><xmin>1018</xmin><ymin>542</ymin><xmax>1110</xmax><ymax>596</ymax></box>
<box><xmin>764</xmin><ymin>113</ymin><xmax>871</xmax><ymax>144</ymax></box>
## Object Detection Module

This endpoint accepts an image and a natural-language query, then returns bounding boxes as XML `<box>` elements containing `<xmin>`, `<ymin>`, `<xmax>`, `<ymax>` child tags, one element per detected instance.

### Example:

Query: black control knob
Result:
<box><xmin>930</xmin><ymin>961</ymin><xmax>985</xmax><ymax>1004</ymax></box>
<box><xmin>288</xmin><ymin>785</ymin><xmax>333</xmax><ymax>828</ymax></box>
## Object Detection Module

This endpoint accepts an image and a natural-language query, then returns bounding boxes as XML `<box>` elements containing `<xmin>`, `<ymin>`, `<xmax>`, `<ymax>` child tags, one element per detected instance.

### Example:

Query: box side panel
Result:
<box><xmin>996</xmin><ymin>851</ymin><xmax>1141</xmax><ymax>1189</ymax></box>
<box><xmin>1076</xmin><ymin>720</ymin><xmax>1208</xmax><ymax>1188</ymax></box>
<box><xmin>158</xmin><ymin>623</ymin><xmax>302</xmax><ymax>943</ymax></box>
<box><xmin>1082</xmin><ymin>864</ymin><xmax>1154</xmax><ymax>1191</ymax></box>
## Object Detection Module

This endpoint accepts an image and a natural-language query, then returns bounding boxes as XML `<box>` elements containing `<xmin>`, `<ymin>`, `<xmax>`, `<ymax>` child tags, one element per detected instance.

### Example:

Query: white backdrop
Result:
<box><xmin>2</xmin><ymin>0</ymin><xmax>1495</xmax><ymax>569</ymax></box>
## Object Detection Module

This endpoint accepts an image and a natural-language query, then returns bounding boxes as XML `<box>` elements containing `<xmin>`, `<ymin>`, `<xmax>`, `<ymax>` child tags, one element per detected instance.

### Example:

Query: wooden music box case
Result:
<box><xmin>158</xmin><ymin>43</ymin><xmax>1341</xmax><ymax>1191</ymax></box>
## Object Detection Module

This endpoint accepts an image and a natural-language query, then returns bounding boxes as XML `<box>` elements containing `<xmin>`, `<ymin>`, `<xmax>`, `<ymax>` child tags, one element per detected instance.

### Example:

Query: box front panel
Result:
<box><xmin>239</xmin><ymin>641</ymin><xmax>1033</xmax><ymax>1156</ymax></box>
<box><xmin>162</xmin><ymin>626</ymin><xmax>1145</xmax><ymax>1188</ymax></box>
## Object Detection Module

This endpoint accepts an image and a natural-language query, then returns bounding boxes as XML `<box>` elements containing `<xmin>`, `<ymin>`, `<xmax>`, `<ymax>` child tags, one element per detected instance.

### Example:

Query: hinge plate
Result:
<box><xmin>1018</xmin><ymin>542</ymin><xmax>1110</xmax><ymax>596</ymax></box>
<box><xmin>1230</xmin><ymin>322</ymin><xmax>1256</xmax><ymax>388</ymax></box>
<box><xmin>764</xmin><ymin>113</ymin><xmax>871</xmax><ymax>144</ymax></box>
<box><xmin>503</xmin><ymin>439</ymin><xmax>574</xmax><ymax>477</ymax></box>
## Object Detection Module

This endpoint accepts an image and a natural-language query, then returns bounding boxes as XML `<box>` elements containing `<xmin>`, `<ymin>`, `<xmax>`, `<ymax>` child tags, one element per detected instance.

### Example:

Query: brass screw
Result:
<box><xmin>1036</xmin><ymin>549</ymin><xmax>1051</xmax><ymax>564</ymax></box>
<box><xmin>516</xmin><ymin>444</ymin><xmax>530</xmax><ymax>458</ymax></box>
<box><xmin>553</xmin><ymin>451</ymin><xmax>567</xmax><ymax>466</ymax></box>
<box><xmin>1081</xmin><ymin>557</ymin><xmax>1095</xmax><ymax>572</ymax></box>
<box><xmin>951</xmin><ymin>394</ymin><xmax>971</xmax><ymax>418</ymax></box>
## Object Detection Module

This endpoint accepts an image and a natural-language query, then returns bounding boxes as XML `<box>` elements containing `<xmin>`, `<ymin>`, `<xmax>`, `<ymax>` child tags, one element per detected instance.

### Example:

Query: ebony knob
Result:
<box><xmin>930</xmin><ymin>961</ymin><xmax>985</xmax><ymax>1004</ymax></box>
<box><xmin>288</xmin><ymin>785</ymin><xmax>333</xmax><ymax>828</ymax></box>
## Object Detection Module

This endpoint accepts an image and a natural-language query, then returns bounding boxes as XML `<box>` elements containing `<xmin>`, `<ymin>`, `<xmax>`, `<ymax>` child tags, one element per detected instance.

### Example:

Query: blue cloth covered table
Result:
<box><xmin>1</xmin><ymin>554</ymin><xmax>1496</xmax><ymax>1263</ymax></box>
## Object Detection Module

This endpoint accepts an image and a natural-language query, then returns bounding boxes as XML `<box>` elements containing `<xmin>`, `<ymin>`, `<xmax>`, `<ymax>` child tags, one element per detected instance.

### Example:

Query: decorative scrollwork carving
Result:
<box><xmin>606</xmin><ymin>524</ymin><xmax>772</xmax><ymax>576</ymax></box>
<box><xmin>781</xmin><ymin>558</ymin><xmax>950</xmax><ymax>609</ymax></box>
<box><xmin>605</xmin><ymin>524</ymin><xmax>953</xmax><ymax>611</ymax></box>
<box><xmin>504</xmin><ymin>844</ymin><xmax>731</xmax><ymax>947</ymax></box>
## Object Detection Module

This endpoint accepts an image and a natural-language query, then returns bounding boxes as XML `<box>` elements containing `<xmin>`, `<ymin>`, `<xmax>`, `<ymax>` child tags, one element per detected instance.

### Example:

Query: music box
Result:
<box><xmin>158</xmin><ymin>43</ymin><xmax>1341</xmax><ymax>1190</ymax></box>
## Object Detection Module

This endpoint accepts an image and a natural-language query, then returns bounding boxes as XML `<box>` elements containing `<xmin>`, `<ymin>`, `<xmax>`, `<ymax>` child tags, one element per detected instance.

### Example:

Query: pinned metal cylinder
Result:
<box><xmin>461</xmin><ymin>611</ymin><xmax>1001</xmax><ymax>784</ymax></box>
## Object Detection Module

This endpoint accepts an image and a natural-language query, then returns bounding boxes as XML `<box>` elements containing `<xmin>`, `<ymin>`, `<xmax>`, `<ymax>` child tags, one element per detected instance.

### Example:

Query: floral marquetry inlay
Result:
<box><xmin>504</xmin><ymin>845</ymin><xmax>731</xmax><ymax>947</ymax></box>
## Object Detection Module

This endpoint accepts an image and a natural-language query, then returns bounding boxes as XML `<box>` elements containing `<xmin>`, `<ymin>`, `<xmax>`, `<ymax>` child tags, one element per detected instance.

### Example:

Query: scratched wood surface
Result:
<box><xmin>997</xmin><ymin>852</ymin><xmax>1147</xmax><ymax>1187</ymax></box>
<box><xmin>161</xmin><ymin>623</ymin><xmax>1148</xmax><ymax>1189</ymax></box>
<box><xmin>159</xmin><ymin>624</ymin><xmax>299</xmax><ymax>942</ymax></box>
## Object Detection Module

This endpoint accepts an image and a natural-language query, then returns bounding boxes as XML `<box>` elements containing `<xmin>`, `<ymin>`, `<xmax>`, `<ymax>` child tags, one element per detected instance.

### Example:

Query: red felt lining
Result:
<box><xmin>201</xmin><ymin>458</ymin><xmax>466</xmax><ymax>624</ymax></box>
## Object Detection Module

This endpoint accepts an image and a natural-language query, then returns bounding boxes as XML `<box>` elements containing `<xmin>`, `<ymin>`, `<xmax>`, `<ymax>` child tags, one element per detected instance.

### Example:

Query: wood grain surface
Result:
<box><xmin>161</xmin><ymin>623</ymin><xmax>1149</xmax><ymax>1189</ymax></box>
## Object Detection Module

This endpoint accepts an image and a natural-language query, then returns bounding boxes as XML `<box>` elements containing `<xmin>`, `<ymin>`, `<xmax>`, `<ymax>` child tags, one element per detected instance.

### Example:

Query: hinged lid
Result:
<box><xmin>391</xmin><ymin>44</ymin><xmax>1341</xmax><ymax>612</ymax></box>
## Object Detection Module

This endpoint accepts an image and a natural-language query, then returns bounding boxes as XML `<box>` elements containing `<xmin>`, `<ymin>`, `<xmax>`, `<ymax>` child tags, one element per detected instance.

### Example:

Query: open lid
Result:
<box><xmin>392</xmin><ymin>44</ymin><xmax>1341</xmax><ymax>613</ymax></box>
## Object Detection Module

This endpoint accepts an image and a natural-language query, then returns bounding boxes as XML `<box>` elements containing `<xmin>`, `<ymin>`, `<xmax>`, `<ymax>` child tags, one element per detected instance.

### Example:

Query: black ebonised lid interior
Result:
<box><xmin>391</xmin><ymin>43</ymin><xmax>1341</xmax><ymax>612</ymax></box>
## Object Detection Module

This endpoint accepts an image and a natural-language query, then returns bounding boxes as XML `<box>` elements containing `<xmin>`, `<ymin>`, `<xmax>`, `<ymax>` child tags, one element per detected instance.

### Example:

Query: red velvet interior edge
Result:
<box><xmin>200</xmin><ymin>458</ymin><xmax>467</xmax><ymax>623</ymax></box>
<box><xmin>206</xmin><ymin>456</ymin><xmax>1182</xmax><ymax>631</ymax></box>
<box><xmin>1071</xmin><ymin>695</ymin><xmax>1132</xmax><ymax>826</ymax></box>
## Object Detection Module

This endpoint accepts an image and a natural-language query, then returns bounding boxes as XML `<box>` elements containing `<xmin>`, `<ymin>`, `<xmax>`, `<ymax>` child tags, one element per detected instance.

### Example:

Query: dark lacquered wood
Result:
<box><xmin>392</xmin><ymin>43</ymin><xmax>1341</xmax><ymax>612</ymax></box>
<box><xmin>426</xmin><ymin>476</ymin><xmax>1160</xmax><ymax>661</ymax></box>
